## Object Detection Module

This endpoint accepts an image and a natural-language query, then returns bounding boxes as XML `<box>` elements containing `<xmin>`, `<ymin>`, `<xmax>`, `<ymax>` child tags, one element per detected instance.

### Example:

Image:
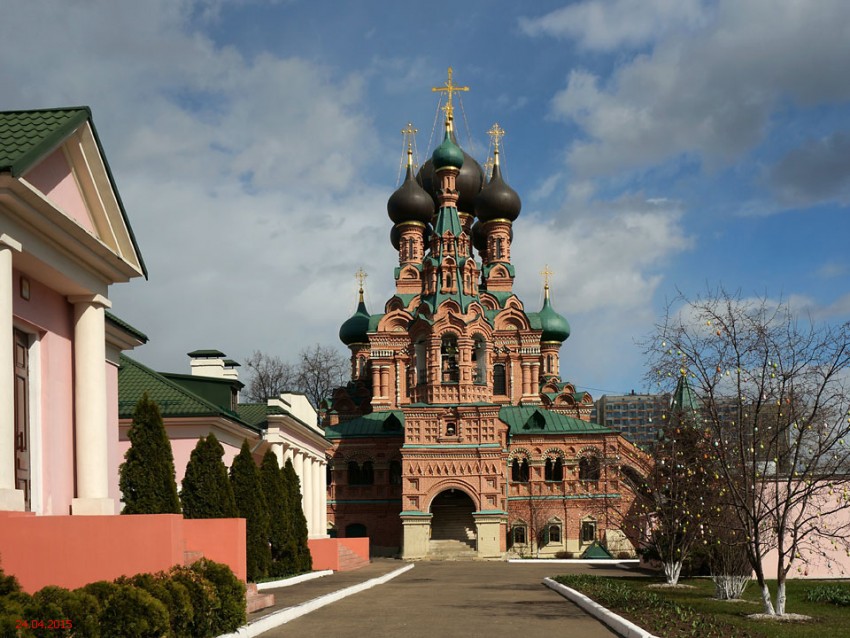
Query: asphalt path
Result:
<box><xmin>260</xmin><ymin>561</ymin><xmax>623</xmax><ymax>638</ymax></box>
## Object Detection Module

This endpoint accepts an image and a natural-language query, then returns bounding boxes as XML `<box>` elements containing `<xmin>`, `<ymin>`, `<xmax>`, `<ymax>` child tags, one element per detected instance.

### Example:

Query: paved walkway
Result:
<box><xmin>252</xmin><ymin>560</ymin><xmax>631</xmax><ymax>638</ymax></box>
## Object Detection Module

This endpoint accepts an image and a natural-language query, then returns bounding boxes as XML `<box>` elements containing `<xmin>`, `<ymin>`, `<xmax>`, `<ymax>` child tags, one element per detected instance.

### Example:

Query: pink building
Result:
<box><xmin>1</xmin><ymin>107</ymin><xmax>146</xmax><ymax>516</ymax></box>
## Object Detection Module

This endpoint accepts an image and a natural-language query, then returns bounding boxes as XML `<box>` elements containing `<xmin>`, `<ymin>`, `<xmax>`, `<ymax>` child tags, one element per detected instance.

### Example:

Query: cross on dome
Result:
<box><xmin>432</xmin><ymin>67</ymin><xmax>469</xmax><ymax>129</ymax></box>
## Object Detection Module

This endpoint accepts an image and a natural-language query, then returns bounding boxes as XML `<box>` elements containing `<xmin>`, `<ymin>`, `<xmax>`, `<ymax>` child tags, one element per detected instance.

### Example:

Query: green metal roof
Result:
<box><xmin>324</xmin><ymin>411</ymin><xmax>405</xmax><ymax>439</ymax></box>
<box><xmin>581</xmin><ymin>541</ymin><xmax>614</xmax><ymax>559</ymax></box>
<box><xmin>237</xmin><ymin>403</ymin><xmax>287</xmax><ymax>428</ymax></box>
<box><xmin>500</xmin><ymin>406</ymin><xmax>613</xmax><ymax>436</ymax></box>
<box><xmin>0</xmin><ymin>107</ymin><xmax>148</xmax><ymax>279</ymax></box>
<box><xmin>118</xmin><ymin>354</ymin><xmax>259</xmax><ymax>432</ymax></box>
<box><xmin>105</xmin><ymin>312</ymin><xmax>148</xmax><ymax>343</ymax></box>
<box><xmin>482</xmin><ymin>290</ymin><xmax>516</xmax><ymax>309</ymax></box>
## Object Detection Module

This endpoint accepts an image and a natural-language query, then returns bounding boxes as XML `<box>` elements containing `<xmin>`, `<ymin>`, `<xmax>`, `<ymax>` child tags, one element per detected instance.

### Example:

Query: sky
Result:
<box><xmin>2</xmin><ymin>0</ymin><xmax>849</xmax><ymax>397</ymax></box>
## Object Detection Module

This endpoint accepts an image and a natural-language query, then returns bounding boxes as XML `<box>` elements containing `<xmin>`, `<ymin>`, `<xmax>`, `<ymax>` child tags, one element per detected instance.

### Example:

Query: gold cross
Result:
<box><xmin>355</xmin><ymin>268</ymin><xmax>368</xmax><ymax>291</ymax></box>
<box><xmin>540</xmin><ymin>264</ymin><xmax>553</xmax><ymax>290</ymax></box>
<box><xmin>487</xmin><ymin>122</ymin><xmax>505</xmax><ymax>153</ymax></box>
<box><xmin>432</xmin><ymin>67</ymin><xmax>469</xmax><ymax>125</ymax></box>
<box><xmin>401</xmin><ymin>122</ymin><xmax>418</xmax><ymax>150</ymax></box>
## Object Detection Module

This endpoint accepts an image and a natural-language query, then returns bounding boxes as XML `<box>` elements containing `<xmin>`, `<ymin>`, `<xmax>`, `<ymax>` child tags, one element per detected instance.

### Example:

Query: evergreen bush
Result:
<box><xmin>99</xmin><ymin>584</ymin><xmax>170</xmax><ymax>638</ymax></box>
<box><xmin>0</xmin><ymin>579</ymin><xmax>32</xmax><ymax>638</ymax></box>
<box><xmin>116</xmin><ymin>572</ymin><xmax>193</xmax><ymax>637</ymax></box>
<box><xmin>180</xmin><ymin>434</ymin><xmax>238</xmax><ymax>519</ymax></box>
<box><xmin>260</xmin><ymin>450</ymin><xmax>296</xmax><ymax>577</ymax></box>
<box><xmin>25</xmin><ymin>586</ymin><xmax>100</xmax><ymax>638</ymax></box>
<box><xmin>231</xmin><ymin>440</ymin><xmax>271</xmax><ymax>582</ymax></box>
<box><xmin>283</xmin><ymin>458</ymin><xmax>312</xmax><ymax>572</ymax></box>
<box><xmin>119</xmin><ymin>392</ymin><xmax>181</xmax><ymax>515</ymax></box>
<box><xmin>190</xmin><ymin>558</ymin><xmax>246</xmax><ymax>632</ymax></box>
<box><xmin>167</xmin><ymin>565</ymin><xmax>221</xmax><ymax>637</ymax></box>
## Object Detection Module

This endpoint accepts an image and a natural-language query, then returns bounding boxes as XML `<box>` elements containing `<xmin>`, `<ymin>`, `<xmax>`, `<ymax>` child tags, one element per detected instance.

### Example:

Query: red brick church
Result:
<box><xmin>322</xmin><ymin>70</ymin><xmax>648</xmax><ymax>559</ymax></box>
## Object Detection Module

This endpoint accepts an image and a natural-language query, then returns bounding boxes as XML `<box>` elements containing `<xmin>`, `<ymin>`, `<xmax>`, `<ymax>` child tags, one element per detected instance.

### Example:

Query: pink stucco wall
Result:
<box><xmin>24</xmin><ymin>148</ymin><xmax>94</xmax><ymax>234</ymax></box>
<box><xmin>12</xmin><ymin>271</ymin><xmax>75</xmax><ymax>515</ymax></box>
<box><xmin>307</xmin><ymin>538</ymin><xmax>370</xmax><ymax>571</ymax></box>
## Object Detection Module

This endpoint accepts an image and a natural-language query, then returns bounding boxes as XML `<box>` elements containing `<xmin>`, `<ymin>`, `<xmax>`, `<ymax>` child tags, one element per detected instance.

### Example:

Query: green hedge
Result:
<box><xmin>0</xmin><ymin>559</ymin><xmax>245</xmax><ymax>638</ymax></box>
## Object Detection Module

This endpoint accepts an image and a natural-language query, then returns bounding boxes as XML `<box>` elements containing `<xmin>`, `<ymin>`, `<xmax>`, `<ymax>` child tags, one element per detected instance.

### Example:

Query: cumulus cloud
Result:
<box><xmin>519</xmin><ymin>0</ymin><xmax>706</xmax><ymax>51</ymax></box>
<box><xmin>542</xmin><ymin>0</ymin><xmax>850</xmax><ymax>177</ymax></box>
<box><xmin>770</xmin><ymin>132</ymin><xmax>850</xmax><ymax>206</ymax></box>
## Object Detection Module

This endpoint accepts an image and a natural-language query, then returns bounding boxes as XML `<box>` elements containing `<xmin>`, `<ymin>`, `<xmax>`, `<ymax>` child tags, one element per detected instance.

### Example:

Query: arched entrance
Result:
<box><xmin>429</xmin><ymin>490</ymin><xmax>476</xmax><ymax>556</ymax></box>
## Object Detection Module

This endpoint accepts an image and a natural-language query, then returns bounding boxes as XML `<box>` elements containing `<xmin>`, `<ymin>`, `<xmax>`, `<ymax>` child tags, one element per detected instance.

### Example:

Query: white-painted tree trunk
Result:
<box><xmin>760</xmin><ymin>582</ymin><xmax>776</xmax><ymax>615</ymax></box>
<box><xmin>664</xmin><ymin>560</ymin><xmax>683</xmax><ymax>585</ymax></box>
<box><xmin>712</xmin><ymin>574</ymin><xmax>750</xmax><ymax>600</ymax></box>
<box><xmin>776</xmin><ymin>581</ymin><xmax>786</xmax><ymax>615</ymax></box>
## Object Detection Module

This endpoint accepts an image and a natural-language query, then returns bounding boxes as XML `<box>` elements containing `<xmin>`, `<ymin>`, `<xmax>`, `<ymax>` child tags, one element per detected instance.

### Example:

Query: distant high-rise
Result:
<box><xmin>592</xmin><ymin>391</ymin><xmax>670</xmax><ymax>449</ymax></box>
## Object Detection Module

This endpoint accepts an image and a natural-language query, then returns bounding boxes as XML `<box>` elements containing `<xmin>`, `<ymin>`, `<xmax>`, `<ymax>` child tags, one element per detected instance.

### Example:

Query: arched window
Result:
<box><xmin>472</xmin><ymin>336</ymin><xmax>487</xmax><ymax>385</ymax></box>
<box><xmin>361</xmin><ymin>461</ymin><xmax>374</xmax><ymax>485</ymax></box>
<box><xmin>579</xmin><ymin>456</ymin><xmax>601</xmax><ymax>481</ymax></box>
<box><xmin>415</xmin><ymin>339</ymin><xmax>427</xmax><ymax>386</ymax></box>
<box><xmin>347</xmin><ymin>461</ymin><xmax>361</xmax><ymax>486</ymax></box>
<box><xmin>445</xmin><ymin>422</ymin><xmax>456</xmax><ymax>436</ymax></box>
<box><xmin>389</xmin><ymin>460</ymin><xmax>402</xmax><ymax>485</ymax></box>
<box><xmin>441</xmin><ymin>334</ymin><xmax>459</xmax><ymax>383</ymax></box>
<box><xmin>512</xmin><ymin>458</ymin><xmax>529</xmax><ymax>483</ymax></box>
<box><xmin>345</xmin><ymin>523</ymin><xmax>367</xmax><ymax>538</ymax></box>
<box><xmin>581</xmin><ymin>519</ymin><xmax>597</xmax><ymax>544</ymax></box>
<box><xmin>545</xmin><ymin>457</ymin><xmax>564</xmax><ymax>481</ymax></box>
<box><xmin>493</xmin><ymin>364</ymin><xmax>507</xmax><ymax>395</ymax></box>
<box><xmin>512</xmin><ymin>525</ymin><xmax>527</xmax><ymax>545</ymax></box>
<box><xmin>548</xmin><ymin>523</ymin><xmax>561</xmax><ymax>544</ymax></box>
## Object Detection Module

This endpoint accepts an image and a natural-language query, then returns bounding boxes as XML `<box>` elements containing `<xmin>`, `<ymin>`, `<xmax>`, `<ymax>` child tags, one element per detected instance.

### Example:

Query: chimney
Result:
<box><xmin>187</xmin><ymin>349</ymin><xmax>228</xmax><ymax>378</ymax></box>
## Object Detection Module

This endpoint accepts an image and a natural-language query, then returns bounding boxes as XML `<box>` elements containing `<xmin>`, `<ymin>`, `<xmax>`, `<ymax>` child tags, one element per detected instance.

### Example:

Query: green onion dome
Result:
<box><xmin>538</xmin><ymin>289</ymin><xmax>570</xmax><ymax>343</ymax></box>
<box><xmin>388</xmin><ymin>157</ymin><xmax>435</xmax><ymax>225</ymax></box>
<box><xmin>339</xmin><ymin>293</ymin><xmax>371</xmax><ymax>346</ymax></box>
<box><xmin>432</xmin><ymin>128</ymin><xmax>464</xmax><ymax>170</ymax></box>
<box><xmin>417</xmin><ymin>131</ymin><xmax>484</xmax><ymax>215</ymax></box>
<box><xmin>475</xmin><ymin>160</ymin><xmax>521</xmax><ymax>223</ymax></box>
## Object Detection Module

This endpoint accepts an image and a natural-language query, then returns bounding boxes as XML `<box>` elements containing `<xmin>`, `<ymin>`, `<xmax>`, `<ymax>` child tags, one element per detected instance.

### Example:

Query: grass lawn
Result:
<box><xmin>554</xmin><ymin>574</ymin><xmax>850</xmax><ymax>638</ymax></box>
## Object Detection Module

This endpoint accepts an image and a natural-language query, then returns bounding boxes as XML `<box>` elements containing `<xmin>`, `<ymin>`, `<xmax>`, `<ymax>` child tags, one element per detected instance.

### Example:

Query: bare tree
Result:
<box><xmin>648</xmin><ymin>287</ymin><xmax>850</xmax><ymax>616</ymax></box>
<box><xmin>242</xmin><ymin>350</ymin><xmax>294</xmax><ymax>402</ymax></box>
<box><xmin>295</xmin><ymin>343</ymin><xmax>348</xmax><ymax>409</ymax></box>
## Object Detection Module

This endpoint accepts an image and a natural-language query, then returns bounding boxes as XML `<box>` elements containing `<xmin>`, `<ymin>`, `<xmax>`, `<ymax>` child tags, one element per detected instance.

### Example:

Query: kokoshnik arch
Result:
<box><xmin>322</xmin><ymin>69</ymin><xmax>649</xmax><ymax>559</ymax></box>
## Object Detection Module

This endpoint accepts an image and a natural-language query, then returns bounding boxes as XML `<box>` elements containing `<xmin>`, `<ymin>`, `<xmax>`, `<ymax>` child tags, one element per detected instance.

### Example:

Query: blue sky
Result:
<box><xmin>2</xmin><ymin>0</ymin><xmax>849</xmax><ymax>397</ymax></box>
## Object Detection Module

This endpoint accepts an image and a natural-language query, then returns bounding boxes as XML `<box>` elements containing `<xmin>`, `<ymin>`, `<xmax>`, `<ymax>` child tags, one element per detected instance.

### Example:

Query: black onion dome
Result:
<box><xmin>475</xmin><ymin>162</ymin><xmax>521</xmax><ymax>223</ymax></box>
<box><xmin>470</xmin><ymin>220</ymin><xmax>487</xmax><ymax>253</ymax></box>
<box><xmin>387</xmin><ymin>163</ymin><xmax>435</xmax><ymax>225</ymax></box>
<box><xmin>416</xmin><ymin>131</ymin><xmax>484</xmax><ymax>216</ymax></box>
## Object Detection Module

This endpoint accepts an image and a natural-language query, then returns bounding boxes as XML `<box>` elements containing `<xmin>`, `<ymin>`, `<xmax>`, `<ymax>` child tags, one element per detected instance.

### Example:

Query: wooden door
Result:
<box><xmin>13</xmin><ymin>329</ymin><xmax>30</xmax><ymax>511</ymax></box>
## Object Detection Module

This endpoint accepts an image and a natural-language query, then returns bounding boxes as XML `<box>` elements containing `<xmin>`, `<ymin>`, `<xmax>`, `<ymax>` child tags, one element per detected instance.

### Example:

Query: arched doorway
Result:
<box><xmin>429</xmin><ymin>490</ymin><xmax>476</xmax><ymax>554</ymax></box>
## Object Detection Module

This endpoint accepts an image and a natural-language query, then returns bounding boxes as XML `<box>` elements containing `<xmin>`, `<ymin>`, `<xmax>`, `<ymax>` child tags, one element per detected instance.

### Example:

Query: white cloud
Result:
<box><xmin>520</xmin><ymin>0</ymin><xmax>706</xmax><ymax>51</ymax></box>
<box><xmin>545</xmin><ymin>0</ymin><xmax>850</xmax><ymax>177</ymax></box>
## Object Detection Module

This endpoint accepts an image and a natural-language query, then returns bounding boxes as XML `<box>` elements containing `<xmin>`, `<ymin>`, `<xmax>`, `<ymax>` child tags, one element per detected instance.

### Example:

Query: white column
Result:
<box><xmin>311</xmin><ymin>458</ymin><xmax>322</xmax><ymax>537</ymax></box>
<box><xmin>293</xmin><ymin>450</ymin><xmax>304</xmax><ymax>499</ymax></box>
<box><xmin>319</xmin><ymin>458</ymin><xmax>328</xmax><ymax>537</ymax></box>
<box><xmin>69</xmin><ymin>294</ymin><xmax>114</xmax><ymax>515</ymax></box>
<box><xmin>303</xmin><ymin>455</ymin><xmax>315</xmax><ymax>537</ymax></box>
<box><xmin>0</xmin><ymin>235</ymin><xmax>24</xmax><ymax>512</ymax></box>
<box><xmin>283</xmin><ymin>445</ymin><xmax>294</xmax><ymax>467</ymax></box>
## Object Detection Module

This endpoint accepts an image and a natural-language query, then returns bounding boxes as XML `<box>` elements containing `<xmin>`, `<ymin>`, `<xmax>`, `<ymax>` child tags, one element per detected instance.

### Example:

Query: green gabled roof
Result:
<box><xmin>105</xmin><ymin>311</ymin><xmax>148</xmax><ymax>343</ymax></box>
<box><xmin>500</xmin><ymin>406</ymin><xmax>613</xmax><ymax>435</ymax></box>
<box><xmin>236</xmin><ymin>403</ymin><xmax>287</xmax><ymax>428</ymax></box>
<box><xmin>324</xmin><ymin>411</ymin><xmax>405</xmax><ymax>439</ymax></box>
<box><xmin>367</xmin><ymin>313</ymin><xmax>386</xmax><ymax>332</ymax></box>
<box><xmin>481</xmin><ymin>262</ymin><xmax>515</xmax><ymax>278</ymax></box>
<box><xmin>0</xmin><ymin>107</ymin><xmax>148</xmax><ymax>279</ymax></box>
<box><xmin>581</xmin><ymin>541</ymin><xmax>614</xmax><ymax>559</ymax></box>
<box><xmin>118</xmin><ymin>355</ymin><xmax>259</xmax><ymax>432</ymax></box>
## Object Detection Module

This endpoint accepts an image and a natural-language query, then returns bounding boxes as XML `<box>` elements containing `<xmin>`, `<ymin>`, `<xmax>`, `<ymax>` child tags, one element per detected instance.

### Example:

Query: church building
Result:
<box><xmin>323</xmin><ymin>71</ymin><xmax>648</xmax><ymax>559</ymax></box>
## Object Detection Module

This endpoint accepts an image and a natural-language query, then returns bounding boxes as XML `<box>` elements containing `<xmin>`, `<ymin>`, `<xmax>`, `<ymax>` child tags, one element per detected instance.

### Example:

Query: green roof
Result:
<box><xmin>0</xmin><ymin>107</ymin><xmax>147</xmax><ymax>279</ymax></box>
<box><xmin>105</xmin><ymin>312</ymin><xmax>148</xmax><ymax>343</ymax></box>
<box><xmin>500</xmin><ymin>406</ymin><xmax>613</xmax><ymax>436</ymax></box>
<box><xmin>118</xmin><ymin>355</ymin><xmax>259</xmax><ymax>432</ymax></box>
<box><xmin>237</xmin><ymin>403</ymin><xmax>287</xmax><ymax>428</ymax></box>
<box><xmin>324</xmin><ymin>411</ymin><xmax>405</xmax><ymax>439</ymax></box>
<box><xmin>581</xmin><ymin>541</ymin><xmax>614</xmax><ymax>559</ymax></box>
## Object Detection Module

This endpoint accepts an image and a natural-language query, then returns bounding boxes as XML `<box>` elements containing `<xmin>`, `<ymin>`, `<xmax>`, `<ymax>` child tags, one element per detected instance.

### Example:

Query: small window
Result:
<box><xmin>511</xmin><ymin>458</ymin><xmax>529</xmax><ymax>483</ymax></box>
<box><xmin>441</xmin><ymin>335</ymin><xmax>459</xmax><ymax>383</ymax></box>
<box><xmin>389</xmin><ymin>460</ymin><xmax>402</xmax><ymax>485</ymax></box>
<box><xmin>548</xmin><ymin>524</ymin><xmax>561</xmax><ymax>544</ymax></box>
<box><xmin>581</xmin><ymin>520</ymin><xmax>596</xmax><ymax>543</ymax></box>
<box><xmin>513</xmin><ymin>525</ymin><xmax>527</xmax><ymax>545</ymax></box>
<box><xmin>445</xmin><ymin>422</ymin><xmax>456</xmax><ymax>436</ymax></box>
<box><xmin>361</xmin><ymin>461</ymin><xmax>374</xmax><ymax>485</ymax></box>
<box><xmin>347</xmin><ymin>461</ymin><xmax>360</xmax><ymax>485</ymax></box>
<box><xmin>579</xmin><ymin>456</ymin><xmax>600</xmax><ymax>481</ymax></box>
<box><xmin>545</xmin><ymin>457</ymin><xmax>564</xmax><ymax>481</ymax></box>
<box><xmin>493</xmin><ymin>364</ymin><xmax>507</xmax><ymax>395</ymax></box>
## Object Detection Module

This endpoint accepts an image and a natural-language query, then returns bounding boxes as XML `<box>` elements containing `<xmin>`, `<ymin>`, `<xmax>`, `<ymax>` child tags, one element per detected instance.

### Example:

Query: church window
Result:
<box><xmin>415</xmin><ymin>340</ymin><xmax>427</xmax><ymax>385</ymax></box>
<box><xmin>511</xmin><ymin>458</ymin><xmax>529</xmax><ymax>483</ymax></box>
<box><xmin>581</xmin><ymin>520</ymin><xmax>597</xmax><ymax>543</ymax></box>
<box><xmin>327</xmin><ymin>461</ymin><xmax>334</xmax><ymax>485</ymax></box>
<box><xmin>472</xmin><ymin>336</ymin><xmax>486</xmax><ymax>385</ymax></box>
<box><xmin>579</xmin><ymin>456</ymin><xmax>601</xmax><ymax>481</ymax></box>
<box><xmin>361</xmin><ymin>461</ymin><xmax>374</xmax><ymax>485</ymax></box>
<box><xmin>389</xmin><ymin>460</ymin><xmax>402</xmax><ymax>485</ymax></box>
<box><xmin>493</xmin><ymin>364</ymin><xmax>506</xmax><ymax>395</ymax></box>
<box><xmin>545</xmin><ymin>457</ymin><xmax>564</xmax><ymax>481</ymax></box>
<box><xmin>445</xmin><ymin>422</ymin><xmax>456</xmax><ymax>436</ymax></box>
<box><xmin>407</xmin><ymin>237</ymin><xmax>415</xmax><ymax>260</ymax></box>
<box><xmin>494</xmin><ymin>238</ymin><xmax>502</xmax><ymax>260</ymax></box>
<box><xmin>347</xmin><ymin>461</ymin><xmax>361</xmax><ymax>485</ymax></box>
<box><xmin>441</xmin><ymin>334</ymin><xmax>459</xmax><ymax>383</ymax></box>
<box><xmin>512</xmin><ymin>525</ymin><xmax>527</xmax><ymax>545</ymax></box>
<box><xmin>548</xmin><ymin>524</ymin><xmax>562</xmax><ymax>544</ymax></box>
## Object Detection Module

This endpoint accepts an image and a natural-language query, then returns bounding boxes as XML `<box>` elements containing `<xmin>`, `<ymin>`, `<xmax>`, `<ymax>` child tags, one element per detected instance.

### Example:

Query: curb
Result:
<box><xmin>509</xmin><ymin>559</ymin><xmax>640</xmax><ymax>566</ymax></box>
<box><xmin>543</xmin><ymin>577</ymin><xmax>658</xmax><ymax>638</ymax></box>
<box><xmin>220</xmin><ymin>564</ymin><xmax>415</xmax><ymax>638</ymax></box>
<box><xmin>256</xmin><ymin>569</ymin><xmax>333</xmax><ymax>591</ymax></box>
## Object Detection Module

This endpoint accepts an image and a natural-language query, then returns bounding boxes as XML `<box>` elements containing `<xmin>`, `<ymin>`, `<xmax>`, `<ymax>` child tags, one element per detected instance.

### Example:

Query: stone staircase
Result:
<box><xmin>429</xmin><ymin>503</ymin><xmax>477</xmax><ymax>559</ymax></box>
<box><xmin>428</xmin><ymin>539</ymin><xmax>477</xmax><ymax>560</ymax></box>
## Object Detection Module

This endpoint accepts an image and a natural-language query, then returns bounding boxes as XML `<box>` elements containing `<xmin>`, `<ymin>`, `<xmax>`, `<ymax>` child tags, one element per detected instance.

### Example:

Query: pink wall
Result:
<box><xmin>308</xmin><ymin>538</ymin><xmax>370</xmax><ymax>571</ymax></box>
<box><xmin>0</xmin><ymin>513</ymin><xmax>247</xmax><ymax>593</ymax></box>
<box><xmin>12</xmin><ymin>271</ymin><xmax>75</xmax><ymax>515</ymax></box>
<box><xmin>24</xmin><ymin>148</ymin><xmax>94</xmax><ymax>233</ymax></box>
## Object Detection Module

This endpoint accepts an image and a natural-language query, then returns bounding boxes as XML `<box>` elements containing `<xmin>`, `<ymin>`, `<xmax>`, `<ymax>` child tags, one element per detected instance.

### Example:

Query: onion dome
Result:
<box><xmin>339</xmin><ymin>288</ymin><xmax>371</xmax><ymax>346</ymax></box>
<box><xmin>475</xmin><ymin>152</ymin><xmax>521</xmax><ymax>223</ymax></box>
<box><xmin>417</xmin><ymin>131</ymin><xmax>484</xmax><ymax>214</ymax></box>
<box><xmin>388</xmin><ymin>150</ymin><xmax>435</xmax><ymax>225</ymax></box>
<box><xmin>538</xmin><ymin>286</ymin><xmax>570</xmax><ymax>343</ymax></box>
<box><xmin>470</xmin><ymin>220</ymin><xmax>487</xmax><ymax>253</ymax></box>
<box><xmin>432</xmin><ymin>126</ymin><xmax>464</xmax><ymax>170</ymax></box>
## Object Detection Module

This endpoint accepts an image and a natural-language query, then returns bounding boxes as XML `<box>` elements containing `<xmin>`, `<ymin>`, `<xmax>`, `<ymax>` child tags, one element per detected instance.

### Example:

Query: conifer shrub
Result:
<box><xmin>116</xmin><ymin>572</ymin><xmax>193</xmax><ymax>637</ymax></box>
<box><xmin>79</xmin><ymin>580</ymin><xmax>122</xmax><ymax>611</ymax></box>
<box><xmin>283</xmin><ymin>458</ymin><xmax>312</xmax><ymax>572</ymax></box>
<box><xmin>98</xmin><ymin>584</ymin><xmax>170</xmax><ymax>638</ymax></box>
<box><xmin>119</xmin><ymin>392</ymin><xmax>181</xmax><ymax>515</ymax></box>
<box><xmin>167</xmin><ymin>565</ymin><xmax>221</xmax><ymax>638</ymax></box>
<box><xmin>0</xmin><ymin>568</ymin><xmax>32</xmax><ymax>638</ymax></box>
<box><xmin>190</xmin><ymin>558</ymin><xmax>246</xmax><ymax>632</ymax></box>
<box><xmin>231</xmin><ymin>440</ymin><xmax>272</xmax><ymax>582</ymax></box>
<box><xmin>260</xmin><ymin>450</ymin><xmax>295</xmax><ymax>577</ymax></box>
<box><xmin>25</xmin><ymin>586</ymin><xmax>100</xmax><ymax>638</ymax></box>
<box><xmin>180</xmin><ymin>434</ymin><xmax>238</xmax><ymax>519</ymax></box>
